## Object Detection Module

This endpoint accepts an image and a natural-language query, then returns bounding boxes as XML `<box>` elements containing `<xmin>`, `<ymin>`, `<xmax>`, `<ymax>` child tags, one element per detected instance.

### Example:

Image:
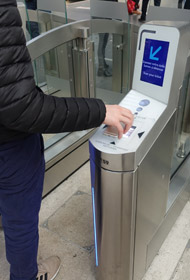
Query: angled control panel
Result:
<box><xmin>90</xmin><ymin>23</ymin><xmax>180</xmax><ymax>171</ymax></box>
<box><xmin>91</xmin><ymin>90</ymin><xmax>166</xmax><ymax>155</ymax></box>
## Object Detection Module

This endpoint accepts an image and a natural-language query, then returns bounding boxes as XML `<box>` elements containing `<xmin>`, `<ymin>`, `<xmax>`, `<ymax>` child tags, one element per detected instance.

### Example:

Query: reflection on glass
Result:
<box><xmin>16</xmin><ymin>0</ymin><xmax>71</xmax><ymax>149</ymax></box>
<box><xmin>97</xmin><ymin>33</ymin><xmax>112</xmax><ymax>78</ymax></box>
<box><xmin>32</xmin><ymin>41</ymin><xmax>73</xmax><ymax>147</ymax></box>
<box><xmin>171</xmin><ymin>71</ymin><xmax>190</xmax><ymax>177</ymax></box>
<box><xmin>91</xmin><ymin>32</ymin><xmax>128</xmax><ymax>104</ymax></box>
<box><xmin>140</xmin><ymin>0</ymin><xmax>160</xmax><ymax>21</ymax></box>
<box><xmin>23</xmin><ymin>0</ymin><xmax>68</xmax><ymax>41</ymax></box>
<box><xmin>24</xmin><ymin>0</ymin><xmax>70</xmax><ymax>103</ymax></box>
<box><xmin>25</xmin><ymin>0</ymin><xmax>39</xmax><ymax>39</ymax></box>
<box><xmin>90</xmin><ymin>0</ymin><xmax>131</xmax><ymax>105</ymax></box>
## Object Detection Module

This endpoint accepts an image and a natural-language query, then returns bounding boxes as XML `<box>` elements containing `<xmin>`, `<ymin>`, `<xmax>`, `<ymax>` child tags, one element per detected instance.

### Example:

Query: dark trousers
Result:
<box><xmin>98</xmin><ymin>33</ymin><xmax>109</xmax><ymax>69</ymax></box>
<box><xmin>141</xmin><ymin>0</ymin><xmax>161</xmax><ymax>19</ymax></box>
<box><xmin>178</xmin><ymin>0</ymin><xmax>190</xmax><ymax>8</ymax></box>
<box><xmin>25</xmin><ymin>0</ymin><xmax>37</xmax><ymax>10</ymax></box>
<box><xmin>26</xmin><ymin>0</ymin><xmax>39</xmax><ymax>38</ymax></box>
<box><xmin>0</xmin><ymin>134</ymin><xmax>45</xmax><ymax>280</ymax></box>
<box><xmin>97</xmin><ymin>0</ymin><xmax>118</xmax><ymax>70</ymax></box>
<box><xmin>184</xmin><ymin>0</ymin><xmax>190</xmax><ymax>9</ymax></box>
<box><xmin>178</xmin><ymin>0</ymin><xmax>183</xmax><ymax>8</ymax></box>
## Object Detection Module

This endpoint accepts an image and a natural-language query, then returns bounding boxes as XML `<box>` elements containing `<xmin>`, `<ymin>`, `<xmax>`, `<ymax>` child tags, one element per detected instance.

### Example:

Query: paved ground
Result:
<box><xmin>0</xmin><ymin>162</ymin><xmax>190</xmax><ymax>280</ymax></box>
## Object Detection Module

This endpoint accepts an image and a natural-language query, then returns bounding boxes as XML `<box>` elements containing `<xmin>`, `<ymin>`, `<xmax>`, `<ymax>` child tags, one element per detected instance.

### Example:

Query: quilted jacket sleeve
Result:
<box><xmin>0</xmin><ymin>0</ymin><xmax>106</xmax><ymax>134</ymax></box>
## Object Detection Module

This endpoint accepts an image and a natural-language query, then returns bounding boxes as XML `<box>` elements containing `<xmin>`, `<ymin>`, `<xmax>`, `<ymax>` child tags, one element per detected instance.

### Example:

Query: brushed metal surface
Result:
<box><xmin>182</xmin><ymin>58</ymin><xmax>190</xmax><ymax>133</ymax></box>
<box><xmin>90</xmin><ymin>0</ymin><xmax>128</xmax><ymax>21</ymax></box>
<box><xmin>147</xmin><ymin>6</ymin><xmax>190</xmax><ymax>22</ymax></box>
<box><xmin>90</xmin><ymin>158</ymin><xmax>137</xmax><ymax>280</ymax></box>
<box><xmin>133</xmin><ymin>114</ymin><xmax>176</xmax><ymax>280</ymax></box>
<box><xmin>37</xmin><ymin>0</ymin><xmax>66</xmax><ymax>13</ymax></box>
<box><xmin>171</xmin><ymin>55</ymin><xmax>190</xmax><ymax>175</ymax></box>
<box><xmin>146</xmin><ymin>154</ymin><xmax>190</xmax><ymax>269</ymax></box>
<box><xmin>122</xmin><ymin>24</ymin><xmax>139</xmax><ymax>92</ymax></box>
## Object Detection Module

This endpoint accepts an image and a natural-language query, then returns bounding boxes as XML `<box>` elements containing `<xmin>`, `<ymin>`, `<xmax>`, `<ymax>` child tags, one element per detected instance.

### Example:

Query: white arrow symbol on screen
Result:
<box><xmin>149</xmin><ymin>46</ymin><xmax>162</xmax><ymax>61</ymax></box>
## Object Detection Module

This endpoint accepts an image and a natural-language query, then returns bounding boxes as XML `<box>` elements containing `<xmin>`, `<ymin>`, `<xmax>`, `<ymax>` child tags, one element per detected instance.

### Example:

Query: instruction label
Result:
<box><xmin>141</xmin><ymin>39</ymin><xmax>169</xmax><ymax>87</ymax></box>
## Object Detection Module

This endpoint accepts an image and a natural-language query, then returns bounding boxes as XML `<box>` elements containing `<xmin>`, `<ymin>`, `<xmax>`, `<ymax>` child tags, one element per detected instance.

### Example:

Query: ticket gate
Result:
<box><xmin>89</xmin><ymin>22</ymin><xmax>190</xmax><ymax>280</ymax></box>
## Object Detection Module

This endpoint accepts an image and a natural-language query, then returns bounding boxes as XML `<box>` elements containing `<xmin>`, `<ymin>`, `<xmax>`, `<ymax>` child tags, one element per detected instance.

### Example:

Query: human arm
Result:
<box><xmin>0</xmin><ymin>0</ymin><xmax>133</xmax><ymax>141</ymax></box>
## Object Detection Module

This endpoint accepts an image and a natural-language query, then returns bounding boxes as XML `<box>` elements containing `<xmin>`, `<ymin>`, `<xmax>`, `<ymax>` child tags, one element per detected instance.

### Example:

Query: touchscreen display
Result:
<box><xmin>140</xmin><ymin>39</ymin><xmax>169</xmax><ymax>87</ymax></box>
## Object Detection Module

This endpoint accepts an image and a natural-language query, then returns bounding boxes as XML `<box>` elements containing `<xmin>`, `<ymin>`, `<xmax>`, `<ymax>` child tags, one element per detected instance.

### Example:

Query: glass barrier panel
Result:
<box><xmin>171</xmin><ymin>59</ymin><xmax>190</xmax><ymax>177</ymax></box>
<box><xmin>32</xmin><ymin>41</ymin><xmax>75</xmax><ymax>148</ymax></box>
<box><xmin>90</xmin><ymin>0</ymin><xmax>132</xmax><ymax>105</ymax></box>
<box><xmin>23</xmin><ymin>0</ymin><xmax>68</xmax><ymax>40</ymax></box>
<box><xmin>66</xmin><ymin>0</ymin><xmax>91</xmax><ymax>21</ymax></box>
<box><xmin>24</xmin><ymin>0</ymin><xmax>69</xmax><ymax>89</ymax></box>
<box><xmin>16</xmin><ymin>1</ymin><xmax>29</xmax><ymax>38</ymax></box>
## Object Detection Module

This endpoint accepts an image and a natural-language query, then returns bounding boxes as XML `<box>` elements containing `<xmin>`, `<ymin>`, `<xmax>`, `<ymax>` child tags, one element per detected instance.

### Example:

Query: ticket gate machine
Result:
<box><xmin>89</xmin><ymin>22</ymin><xmax>190</xmax><ymax>280</ymax></box>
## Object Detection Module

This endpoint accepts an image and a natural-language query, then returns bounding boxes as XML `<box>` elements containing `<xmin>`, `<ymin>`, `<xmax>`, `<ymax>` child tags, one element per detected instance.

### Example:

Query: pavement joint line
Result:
<box><xmin>169</xmin><ymin>239</ymin><xmax>190</xmax><ymax>280</ymax></box>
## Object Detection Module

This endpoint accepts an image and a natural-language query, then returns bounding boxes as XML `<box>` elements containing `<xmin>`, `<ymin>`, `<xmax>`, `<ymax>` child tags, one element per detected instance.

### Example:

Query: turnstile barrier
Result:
<box><xmin>90</xmin><ymin>21</ymin><xmax>190</xmax><ymax>280</ymax></box>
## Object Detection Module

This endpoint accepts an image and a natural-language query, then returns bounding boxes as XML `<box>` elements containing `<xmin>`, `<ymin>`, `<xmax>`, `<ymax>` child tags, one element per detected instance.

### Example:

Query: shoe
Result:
<box><xmin>104</xmin><ymin>68</ymin><xmax>112</xmax><ymax>77</ymax></box>
<box><xmin>36</xmin><ymin>256</ymin><xmax>61</xmax><ymax>280</ymax></box>
<box><xmin>97</xmin><ymin>67</ymin><xmax>104</xmax><ymax>76</ymax></box>
<box><xmin>138</xmin><ymin>17</ymin><xmax>146</xmax><ymax>23</ymax></box>
<box><xmin>97</xmin><ymin>68</ymin><xmax>112</xmax><ymax>77</ymax></box>
<box><xmin>104</xmin><ymin>62</ymin><xmax>109</xmax><ymax>69</ymax></box>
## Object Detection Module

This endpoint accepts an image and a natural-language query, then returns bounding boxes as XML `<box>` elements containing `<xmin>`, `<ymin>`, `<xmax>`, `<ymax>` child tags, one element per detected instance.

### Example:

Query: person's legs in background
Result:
<box><xmin>97</xmin><ymin>33</ymin><xmax>112</xmax><ymax>77</ymax></box>
<box><xmin>154</xmin><ymin>0</ymin><xmax>161</xmax><ymax>6</ymax></box>
<box><xmin>25</xmin><ymin>0</ymin><xmax>39</xmax><ymax>38</ymax></box>
<box><xmin>0</xmin><ymin>134</ymin><xmax>45</xmax><ymax>280</ymax></box>
<box><xmin>184</xmin><ymin>0</ymin><xmax>190</xmax><ymax>9</ymax></box>
<box><xmin>139</xmin><ymin>0</ymin><xmax>149</xmax><ymax>22</ymax></box>
<box><xmin>178</xmin><ymin>0</ymin><xmax>183</xmax><ymax>8</ymax></box>
<box><xmin>139</xmin><ymin>0</ymin><xmax>161</xmax><ymax>22</ymax></box>
<box><xmin>25</xmin><ymin>0</ymin><xmax>37</xmax><ymax>10</ymax></box>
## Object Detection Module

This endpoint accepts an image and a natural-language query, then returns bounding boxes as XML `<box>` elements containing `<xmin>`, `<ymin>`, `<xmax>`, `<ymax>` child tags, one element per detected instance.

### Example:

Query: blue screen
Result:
<box><xmin>141</xmin><ymin>39</ymin><xmax>169</xmax><ymax>87</ymax></box>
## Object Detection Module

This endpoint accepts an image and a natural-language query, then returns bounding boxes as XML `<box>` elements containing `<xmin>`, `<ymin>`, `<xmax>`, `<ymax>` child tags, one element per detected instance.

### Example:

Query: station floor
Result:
<box><xmin>0</xmin><ymin>161</ymin><xmax>190</xmax><ymax>280</ymax></box>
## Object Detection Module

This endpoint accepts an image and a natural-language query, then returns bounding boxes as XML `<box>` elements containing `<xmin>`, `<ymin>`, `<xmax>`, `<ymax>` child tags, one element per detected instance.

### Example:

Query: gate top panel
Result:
<box><xmin>90</xmin><ymin>0</ymin><xmax>129</xmax><ymax>21</ymax></box>
<box><xmin>37</xmin><ymin>0</ymin><xmax>66</xmax><ymax>13</ymax></box>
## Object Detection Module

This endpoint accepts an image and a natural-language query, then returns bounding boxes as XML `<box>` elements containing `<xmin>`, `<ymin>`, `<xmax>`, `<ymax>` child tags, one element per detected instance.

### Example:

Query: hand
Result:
<box><xmin>103</xmin><ymin>105</ymin><xmax>134</xmax><ymax>139</ymax></box>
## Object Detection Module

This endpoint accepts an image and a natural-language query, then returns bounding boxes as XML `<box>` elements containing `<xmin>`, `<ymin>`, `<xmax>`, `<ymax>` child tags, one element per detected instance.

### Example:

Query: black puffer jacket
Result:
<box><xmin>0</xmin><ymin>0</ymin><xmax>106</xmax><ymax>144</ymax></box>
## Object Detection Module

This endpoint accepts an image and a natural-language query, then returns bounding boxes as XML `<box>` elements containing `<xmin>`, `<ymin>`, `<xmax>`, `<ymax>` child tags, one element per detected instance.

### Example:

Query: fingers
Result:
<box><xmin>114</xmin><ymin>118</ymin><xmax>133</xmax><ymax>139</ymax></box>
<box><xmin>119</xmin><ymin>109</ymin><xmax>134</xmax><ymax>134</ymax></box>
<box><xmin>120</xmin><ymin>107</ymin><xmax>134</xmax><ymax>123</ymax></box>
<box><xmin>103</xmin><ymin>104</ymin><xmax>134</xmax><ymax>139</ymax></box>
<box><xmin>116</xmin><ymin>122</ymin><xmax>124</xmax><ymax>139</ymax></box>
<box><xmin>120</xmin><ymin>115</ymin><xmax>133</xmax><ymax>128</ymax></box>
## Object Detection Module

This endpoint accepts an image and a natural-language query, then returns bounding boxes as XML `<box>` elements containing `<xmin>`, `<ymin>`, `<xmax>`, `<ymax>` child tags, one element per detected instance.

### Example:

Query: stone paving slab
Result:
<box><xmin>0</xmin><ymin>230</ymin><xmax>9</xmax><ymax>280</ymax></box>
<box><xmin>170</xmin><ymin>240</ymin><xmax>190</xmax><ymax>280</ymax></box>
<box><xmin>47</xmin><ymin>191</ymin><xmax>94</xmax><ymax>248</ymax></box>
<box><xmin>38</xmin><ymin>227</ymin><xmax>96</xmax><ymax>280</ymax></box>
